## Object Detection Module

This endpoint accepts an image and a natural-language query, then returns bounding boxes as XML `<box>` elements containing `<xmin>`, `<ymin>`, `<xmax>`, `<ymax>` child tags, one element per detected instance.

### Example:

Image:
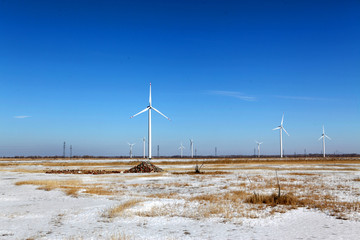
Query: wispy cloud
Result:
<box><xmin>274</xmin><ymin>95</ymin><xmax>335</xmax><ymax>101</ymax></box>
<box><xmin>208</xmin><ymin>91</ymin><xmax>256</xmax><ymax>101</ymax></box>
<box><xmin>14</xmin><ymin>116</ymin><xmax>31</xmax><ymax>119</ymax></box>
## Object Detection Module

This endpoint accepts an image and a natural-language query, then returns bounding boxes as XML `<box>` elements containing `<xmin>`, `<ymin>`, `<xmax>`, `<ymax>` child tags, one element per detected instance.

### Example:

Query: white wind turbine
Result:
<box><xmin>142</xmin><ymin>137</ymin><xmax>146</xmax><ymax>158</ymax></box>
<box><xmin>255</xmin><ymin>141</ymin><xmax>263</xmax><ymax>158</ymax></box>
<box><xmin>272</xmin><ymin>113</ymin><xmax>289</xmax><ymax>158</ymax></box>
<box><xmin>178</xmin><ymin>142</ymin><xmax>185</xmax><ymax>158</ymax></box>
<box><xmin>128</xmin><ymin>143</ymin><xmax>135</xmax><ymax>158</ymax></box>
<box><xmin>318</xmin><ymin>125</ymin><xmax>331</xmax><ymax>158</ymax></box>
<box><xmin>189</xmin><ymin>139</ymin><xmax>194</xmax><ymax>158</ymax></box>
<box><xmin>130</xmin><ymin>83</ymin><xmax>170</xmax><ymax>160</ymax></box>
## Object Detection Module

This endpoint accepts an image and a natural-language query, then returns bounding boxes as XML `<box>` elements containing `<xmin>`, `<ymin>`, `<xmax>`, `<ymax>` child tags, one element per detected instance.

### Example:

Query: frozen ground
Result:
<box><xmin>1</xmin><ymin>158</ymin><xmax>360</xmax><ymax>239</ymax></box>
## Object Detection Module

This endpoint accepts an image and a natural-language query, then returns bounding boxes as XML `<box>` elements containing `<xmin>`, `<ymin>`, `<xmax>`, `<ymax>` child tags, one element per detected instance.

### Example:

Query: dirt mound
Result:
<box><xmin>45</xmin><ymin>169</ymin><xmax>122</xmax><ymax>175</ymax></box>
<box><xmin>124</xmin><ymin>161</ymin><xmax>164</xmax><ymax>173</ymax></box>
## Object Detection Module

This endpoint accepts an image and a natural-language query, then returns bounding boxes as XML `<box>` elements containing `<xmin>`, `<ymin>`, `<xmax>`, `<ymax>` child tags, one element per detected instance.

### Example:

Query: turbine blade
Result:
<box><xmin>273</xmin><ymin>127</ymin><xmax>281</xmax><ymax>130</ymax></box>
<box><xmin>130</xmin><ymin>107</ymin><xmax>149</xmax><ymax>119</ymax></box>
<box><xmin>152</xmin><ymin>107</ymin><xmax>170</xmax><ymax>120</ymax></box>
<box><xmin>325</xmin><ymin>135</ymin><xmax>331</xmax><ymax>140</ymax></box>
<box><xmin>318</xmin><ymin>136</ymin><xmax>323</xmax><ymax>141</ymax></box>
<box><xmin>281</xmin><ymin>113</ymin><xmax>284</xmax><ymax>126</ymax></box>
<box><xmin>149</xmin><ymin>82</ymin><xmax>152</xmax><ymax>106</ymax></box>
<box><xmin>283</xmin><ymin>127</ymin><xmax>290</xmax><ymax>136</ymax></box>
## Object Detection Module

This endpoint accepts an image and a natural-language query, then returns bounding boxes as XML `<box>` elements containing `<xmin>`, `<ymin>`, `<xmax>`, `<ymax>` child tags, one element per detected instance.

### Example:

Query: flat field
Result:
<box><xmin>1</xmin><ymin>157</ymin><xmax>360</xmax><ymax>239</ymax></box>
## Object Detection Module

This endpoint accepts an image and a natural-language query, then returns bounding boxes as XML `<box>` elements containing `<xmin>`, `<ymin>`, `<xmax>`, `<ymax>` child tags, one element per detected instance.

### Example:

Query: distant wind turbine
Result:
<box><xmin>189</xmin><ymin>139</ymin><xmax>194</xmax><ymax>158</ymax></box>
<box><xmin>272</xmin><ymin>113</ymin><xmax>289</xmax><ymax>158</ymax></box>
<box><xmin>142</xmin><ymin>137</ymin><xmax>146</xmax><ymax>158</ymax></box>
<box><xmin>255</xmin><ymin>141</ymin><xmax>263</xmax><ymax>158</ymax></box>
<box><xmin>318</xmin><ymin>125</ymin><xmax>331</xmax><ymax>158</ymax></box>
<box><xmin>178</xmin><ymin>142</ymin><xmax>185</xmax><ymax>158</ymax></box>
<box><xmin>130</xmin><ymin>83</ymin><xmax>170</xmax><ymax>160</ymax></box>
<box><xmin>128</xmin><ymin>143</ymin><xmax>135</xmax><ymax>158</ymax></box>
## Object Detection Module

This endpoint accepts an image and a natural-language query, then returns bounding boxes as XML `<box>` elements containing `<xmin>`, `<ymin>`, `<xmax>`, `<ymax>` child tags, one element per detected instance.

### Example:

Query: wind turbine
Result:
<box><xmin>128</xmin><ymin>143</ymin><xmax>135</xmax><ymax>158</ymax></box>
<box><xmin>255</xmin><ymin>141</ymin><xmax>263</xmax><ymax>158</ymax></box>
<box><xmin>142</xmin><ymin>137</ymin><xmax>146</xmax><ymax>158</ymax></box>
<box><xmin>272</xmin><ymin>113</ymin><xmax>289</xmax><ymax>158</ymax></box>
<box><xmin>318</xmin><ymin>125</ymin><xmax>331</xmax><ymax>158</ymax></box>
<box><xmin>130</xmin><ymin>83</ymin><xmax>170</xmax><ymax>160</ymax></box>
<box><xmin>189</xmin><ymin>139</ymin><xmax>194</xmax><ymax>158</ymax></box>
<box><xmin>178</xmin><ymin>142</ymin><xmax>185</xmax><ymax>158</ymax></box>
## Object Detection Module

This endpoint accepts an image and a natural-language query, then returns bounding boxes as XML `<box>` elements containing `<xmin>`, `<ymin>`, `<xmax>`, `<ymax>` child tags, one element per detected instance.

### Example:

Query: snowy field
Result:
<box><xmin>1</xmin><ymin>157</ymin><xmax>360</xmax><ymax>239</ymax></box>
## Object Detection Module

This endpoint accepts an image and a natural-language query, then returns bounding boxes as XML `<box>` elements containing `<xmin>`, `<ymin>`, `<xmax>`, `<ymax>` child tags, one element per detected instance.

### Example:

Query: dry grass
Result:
<box><xmin>245</xmin><ymin>193</ymin><xmax>301</xmax><ymax>206</ymax></box>
<box><xmin>0</xmin><ymin>168</ymin><xmax>45</xmax><ymax>173</ymax></box>
<box><xmin>107</xmin><ymin>199</ymin><xmax>142</xmax><ymax>218</ymax></box>
<box><xmin>147</xmin><ymin>192</ymin><xmax>179</xmax><ymax>199</ymax></box>
<box><xmin>1</xmin><ymin>157</ymin><xmax>360</xmax><ymax>168</ymax></box>
<box><xmin>172</xmin><ymin>171</ymin><xmax>229</xmax><ymax>175</ymax></box>
<box><xmin>287</xmin><ymin>172</ymin><xmax>316</xmax><ymax>176</ymax></box>
<box><xmin>15</xmin><ymin>179</ymin><xmax>82</xmax><ymax>196</ymax></box>
<box><xmin>110</xmin><ymin>233</ymin><xmax>134</xmax><ymax>240</ymax></box>
<box><xmin>83</xmin><ymin>185</ymin><xmax>114</xmax><ymax>195</ymax></box>
<box><xmin>353</xmin><ymin>177</ymin><xmax>360</xmax><ymax>182</ymax></box>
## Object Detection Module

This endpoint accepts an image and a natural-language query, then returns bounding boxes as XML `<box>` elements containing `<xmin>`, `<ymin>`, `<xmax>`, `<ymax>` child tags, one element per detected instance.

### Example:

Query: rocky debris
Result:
<box><xmin>45</xmin><ymin>169</ymin><xmax>122</xmax><ymax>175</ymax></box>
<box><xmin>124</xmin><ymin>161</ymin><xmax>164</xmax><ymax>173</ymax></box>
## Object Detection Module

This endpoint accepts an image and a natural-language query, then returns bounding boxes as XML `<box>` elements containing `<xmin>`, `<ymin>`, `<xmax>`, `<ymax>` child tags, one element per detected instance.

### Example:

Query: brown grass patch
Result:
<box><xmin>147</xmin><ymin>192</ymin><xmax>179</xmax><ymax>199</ymax></box>
<box><xmin>287</xmin><ymin>172</ymin><xmax>316</xmax><ymax>176</ymax></box>
<box><xmin>353</xmin><ymin>177</ymin><xmax>360</xmax><ymax>182</ymax></box>
<box><xmin>83</xmin><ymin>185</ymin><xmax>114</xmax><ymax>195</ymax></box>
<box><xmin>15</xmin><ymin>179</ymin><xmax>82</xmax><ymax>196</ymax></box>
<box><xmin>245</xmin><ymin>193</ymin><xmax>301</xmax><ymax>207</ymax></box>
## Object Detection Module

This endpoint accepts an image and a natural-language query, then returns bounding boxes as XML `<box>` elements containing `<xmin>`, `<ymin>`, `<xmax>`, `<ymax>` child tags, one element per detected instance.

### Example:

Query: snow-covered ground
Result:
<box><xmin>1</xmin><ymin>159</ymin><xmax>360</xmax><ymax>239</ymax></box>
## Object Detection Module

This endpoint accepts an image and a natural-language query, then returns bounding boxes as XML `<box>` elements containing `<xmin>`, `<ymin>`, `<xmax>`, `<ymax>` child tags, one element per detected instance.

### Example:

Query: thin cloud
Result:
<box><xmin>14</xmin><ymin>116</ymin><xmax>31</xmax><ymax>119</ymax></box>
<box><xmin>208</xmin><ymin>91</ymin><xmax>256</xmax><ymax>101</ymax></box>
<box><xmin>274</xmin><ymin>95</ymin><xmax>335</xmax><ymax>101</ymax></box>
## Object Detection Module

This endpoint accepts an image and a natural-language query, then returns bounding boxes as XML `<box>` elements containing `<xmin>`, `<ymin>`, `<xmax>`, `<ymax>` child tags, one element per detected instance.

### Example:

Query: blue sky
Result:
<box><xmin>0</xmin><ymin>0</ymin><xmax>359</xmax><ymax>157</ymax></box>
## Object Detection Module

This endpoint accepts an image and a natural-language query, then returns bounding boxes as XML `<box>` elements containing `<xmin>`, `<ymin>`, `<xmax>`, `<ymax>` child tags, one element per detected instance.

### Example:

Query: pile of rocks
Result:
<box><xmin>124</xmin><ymin>161</ymin><xmax>164</xmax><ymax>173</ymax></box>
<box><xmin>45</xmin><ymin>169</ymin><xmax>122</xmax><ymax>175</ymax></box>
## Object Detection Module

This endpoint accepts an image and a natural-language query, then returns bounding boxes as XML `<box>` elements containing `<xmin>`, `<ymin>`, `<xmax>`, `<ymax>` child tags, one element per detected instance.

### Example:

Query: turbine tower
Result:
<box><xmin>142</xmin><ymin>137</ymin><xmax>146</xmax><ymax>158</ymax></box>
<box><xmin>130</xmin><ymin>83</ymin><xmax>170</xmax><ymax>160</ymax></box>
<box><xmin>128</xmin><ymin>143</ymin><xmax>135</xmax><ymax>158</ymax></box>
<box><xmin>318</xmin><ymin>125</ymin><xmax>331</xmax><ymax>158</ymax></box>
<box><xmin>255</xmin><ymin>141</ymin><xmax>263</xmax><ymax>158</ymax></box>
<box><xmin>272</xmin><ymin>113</ymin><xmax>289</xmax><ymax>158</ymax></box>
<box><xmin>189</xmin><ymin>139</ymin><xmax>194</xmax><ymax>158</ymax></box>
<box><xmin>178</xmin><ymin>142</ymin><xmax>185</xmax><ymax>158</ymax></box>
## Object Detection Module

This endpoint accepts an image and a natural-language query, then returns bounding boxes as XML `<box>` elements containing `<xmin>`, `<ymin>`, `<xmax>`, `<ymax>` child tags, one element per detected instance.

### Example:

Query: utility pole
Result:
<box><xmin>70</xmin><ymin>145</ymin><xmax>72</xmax><ymax>159</ymax></box>
<box><xmin>195</xmin><ymin>148</ymin><xmax>197</xmax><ymax>157</ymax></box>
<box><xmin>215</xmin><ymin>147</ymin><xmax>217</xmax><ymax>157</ymax></box>
<box><xmin>157</xmin><ymin>145</ymin><xmax>159</xmax><ymax>158</ymax></box>
<box><xmin>63</xmin><ymin>142</ymin><xmax>66</xmax><ymax>158</ymax></box>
